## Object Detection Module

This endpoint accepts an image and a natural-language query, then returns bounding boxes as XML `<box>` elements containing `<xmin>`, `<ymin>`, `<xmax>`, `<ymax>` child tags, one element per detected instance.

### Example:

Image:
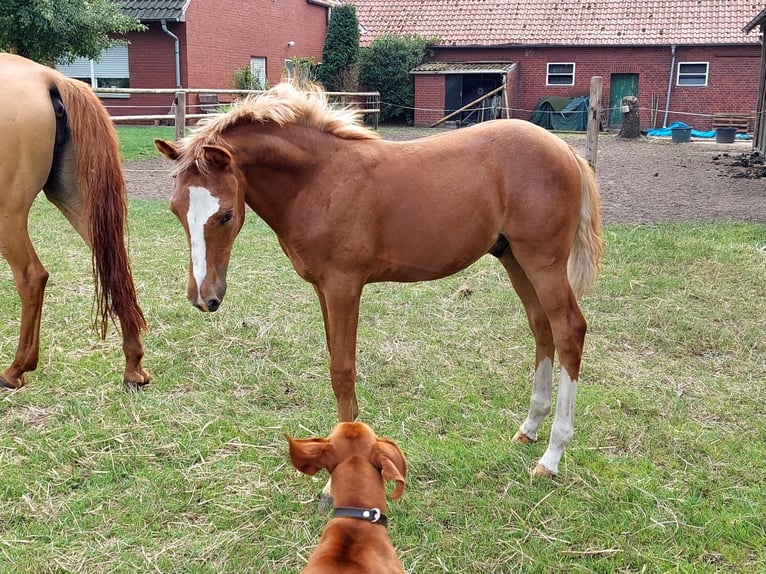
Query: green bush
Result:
<box><xmin>316</xmin><ymin>5</ymin><xmax>359</xmax><ymax>91</ymax></box>
<box><xmin>233</xmin><ymin>65</ymin><xmax>266</xmax><ymax>91</ymax></box>
<box><xmin>359</xmin><ymin>35</ymin><xmax>436</xmax><ymax>124</ymax></box>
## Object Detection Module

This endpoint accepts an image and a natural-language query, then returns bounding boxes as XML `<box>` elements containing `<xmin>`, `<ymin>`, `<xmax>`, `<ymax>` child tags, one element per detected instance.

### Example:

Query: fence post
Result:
<box><xmin>585</xmin><ymin>76</ymin><xmax>603</xmax><ymax>171</ymax></box>
<box><xmin>174</xmin><ymin>91</ymin><xmax>186</xmax><ymax>140</ymax></box>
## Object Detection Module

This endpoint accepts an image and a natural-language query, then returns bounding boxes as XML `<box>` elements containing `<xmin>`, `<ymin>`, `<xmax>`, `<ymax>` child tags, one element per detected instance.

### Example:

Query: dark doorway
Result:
<box><xmin>445</xmin><ymin>73</ymin><xmax>503</xmax><ymax>125</ymax></box>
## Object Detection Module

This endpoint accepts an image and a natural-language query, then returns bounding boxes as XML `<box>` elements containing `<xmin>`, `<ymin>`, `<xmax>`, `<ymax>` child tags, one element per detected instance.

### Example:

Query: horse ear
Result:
<box><xmin>373</xmin><ymin>438</ymin><xmax>407</xmax><ymax>500</ymax></box>
<box><xmin>286</xmin><ymin>434</ymin><xmax>336</xmax><ymax>476</ymax></box>
<box><xmin>154</xmin><ymin>139</ymin><xmax>180</xmax><ymax>160</ymax></box>
<box><xmin>202</xmin><ymin>145</ymin><xmax>233</xmax><ymax>171</ymax></box>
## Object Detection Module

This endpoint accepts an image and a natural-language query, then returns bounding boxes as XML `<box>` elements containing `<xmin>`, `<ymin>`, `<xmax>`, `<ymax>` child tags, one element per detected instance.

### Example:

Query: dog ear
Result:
<box><xmin>373</xmin><ymin>438</ymin><xmax>407</xmax><ymax>500</ymax></box>
<box><xmin>286</xmin><ymin>434</ymin><xmax>336</xmax><ymax>476</ymax></box>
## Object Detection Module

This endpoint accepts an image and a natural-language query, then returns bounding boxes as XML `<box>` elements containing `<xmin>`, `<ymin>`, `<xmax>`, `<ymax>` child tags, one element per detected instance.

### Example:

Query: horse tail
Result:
<box><xmin>52</xmin><ymin>75</ymin><xmax>147</xmax><ymax>338</ymax></box>
<box><xmin>567</xmin><ymin>150</ymin><xmax>603</xmax><ymax>299</ymax></box>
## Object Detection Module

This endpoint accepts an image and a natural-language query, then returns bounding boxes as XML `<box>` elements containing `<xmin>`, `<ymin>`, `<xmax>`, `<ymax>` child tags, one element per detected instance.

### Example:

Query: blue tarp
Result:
<box><xmin>646</xmin><ymin>121</ymin><xmax>751</xmax><ymax>140</ymax></box>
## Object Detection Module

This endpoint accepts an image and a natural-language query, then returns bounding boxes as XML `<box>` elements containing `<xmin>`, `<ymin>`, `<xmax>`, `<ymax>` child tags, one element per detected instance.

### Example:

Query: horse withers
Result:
<box><xmin>0</xmin><ymin>53</ymin><xmax>150</xmax><ymax>390</ymax></box>
<box><xmin>155</xmin><ymin>83</ymin><xmax>602</xmax><ymax>477</ymax></box>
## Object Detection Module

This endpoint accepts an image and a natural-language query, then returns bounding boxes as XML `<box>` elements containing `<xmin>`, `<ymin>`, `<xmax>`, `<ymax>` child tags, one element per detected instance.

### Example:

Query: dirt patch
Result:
<box><xmin>125</xmin><ymin>131</ymin><xmax>766</xmax><ymax>225</ymax></box>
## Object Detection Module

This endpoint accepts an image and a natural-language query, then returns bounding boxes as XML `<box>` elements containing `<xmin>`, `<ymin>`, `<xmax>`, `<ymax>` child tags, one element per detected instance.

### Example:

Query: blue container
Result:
<box><xmin>671</xmin><ymin>127</ymin><xmax>692</xmax><ymax>143</ymax></box>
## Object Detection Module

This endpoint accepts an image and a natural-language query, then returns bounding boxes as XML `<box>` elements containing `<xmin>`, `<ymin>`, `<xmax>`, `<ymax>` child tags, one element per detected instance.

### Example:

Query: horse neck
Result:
<box><xmin>228</xmin><ymin>124</ymin><xmax>338</xmax><ymax>233</ymax></box>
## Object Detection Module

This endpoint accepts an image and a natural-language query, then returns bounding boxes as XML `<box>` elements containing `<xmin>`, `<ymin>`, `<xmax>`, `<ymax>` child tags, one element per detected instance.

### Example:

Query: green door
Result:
<box><xmin>609</xmin><ymin>74</ymin><xmax>639</xmax><ymax>126</ymax></box>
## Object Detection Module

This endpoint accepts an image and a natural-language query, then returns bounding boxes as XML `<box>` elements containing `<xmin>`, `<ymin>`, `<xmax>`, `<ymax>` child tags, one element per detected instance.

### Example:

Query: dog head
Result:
<box><xmin>286</xmin><ymin>421</ymin><xmax>407</xmax><ymax>499</ymax></box>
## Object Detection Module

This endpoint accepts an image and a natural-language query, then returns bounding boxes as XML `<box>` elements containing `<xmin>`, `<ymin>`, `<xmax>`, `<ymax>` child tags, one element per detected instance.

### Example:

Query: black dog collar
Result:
<box><xmin>333</xmin><ymin>506</ymin><xmax>388</xmax><ymax>527</ymax></box>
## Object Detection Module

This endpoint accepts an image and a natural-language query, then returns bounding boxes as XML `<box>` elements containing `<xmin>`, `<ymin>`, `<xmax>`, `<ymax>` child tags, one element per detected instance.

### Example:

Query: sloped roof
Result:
<box><xmin>120</xmin><ymin>0</ymin><xmax>189</xmax><ymax>21</ymax></box>
<box><xmin>349</xmin><ymin>0</ymin><xmax>764</xmax><ymax>47</ymax></box>
<box><xmin>411</xmin><ymin>61</ymin><xmax>516</xmax><ymax>73</ymax></box>
<box><xmin>744</xmin><ymin>5</ymin><xmax>766</xmax><ymax>31</ymax></box>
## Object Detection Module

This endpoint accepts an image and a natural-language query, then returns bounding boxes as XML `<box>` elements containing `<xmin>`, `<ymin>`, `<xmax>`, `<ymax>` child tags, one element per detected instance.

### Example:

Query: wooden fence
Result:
<box><xmin>95</xmin><ymin>87</ymin><xmax>381</xmax><ymax>139</ymax></box>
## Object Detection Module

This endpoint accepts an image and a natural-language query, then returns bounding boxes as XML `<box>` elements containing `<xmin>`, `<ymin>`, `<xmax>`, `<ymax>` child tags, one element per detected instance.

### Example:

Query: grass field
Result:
<box><xmin>0</xmin><ymin>128</ymin><xmax>764</xmax><ymax>572</ymax></box>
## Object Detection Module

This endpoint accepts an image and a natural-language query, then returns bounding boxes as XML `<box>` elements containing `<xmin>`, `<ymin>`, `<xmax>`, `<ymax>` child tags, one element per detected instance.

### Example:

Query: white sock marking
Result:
<box><xmin>538</xmin><ymin>368</ymin><xmax>578</xmax><ymax>475</ymax></box>
<box><xmin>519</xmin><ymin>357</ymin><xmax>553</xmax><ymax>441</ymax></box>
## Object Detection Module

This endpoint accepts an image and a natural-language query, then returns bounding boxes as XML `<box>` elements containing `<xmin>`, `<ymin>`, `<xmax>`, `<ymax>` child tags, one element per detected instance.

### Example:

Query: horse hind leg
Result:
<box><xmin>499</xmin><ymin>247</ymin><xmax>587</xmax><ymax>478</ymax></box>
<box><xmin>497</xmin><ymin>250</ymin><xmax>555</xmax><ymax>444</ymax></box>
<box><xmin>0</xmin><ymin>223</ymin><xmax>49</xmax><ymax>389</ymax></box>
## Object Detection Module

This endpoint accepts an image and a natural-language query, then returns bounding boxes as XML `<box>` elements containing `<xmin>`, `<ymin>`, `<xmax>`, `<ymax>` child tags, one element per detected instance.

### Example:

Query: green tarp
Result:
<box><xmin>529</xmin><ymin>96</ymin><xmax>589</xmax><ymax>131</ymax></box>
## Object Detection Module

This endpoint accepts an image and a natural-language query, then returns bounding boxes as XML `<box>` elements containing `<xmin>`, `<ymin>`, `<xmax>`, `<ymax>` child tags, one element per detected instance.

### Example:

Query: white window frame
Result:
<box><xmin>547</xmin><ymin>62</ymin><xmax>575</xmax><ymax>86</ymax></box>
<box><xmin>250</xmin><ymin>57</ymin><xmax>267</xmax><ymax>89</ymax></box>
<box><xmin>677</xmin><ymin>62</ymin><xmax>709</xmax><ymax>87</ymax></box>
<box><xmin>56</xmin><ymin>45</ymin><xmax>130</xmax><ymax>97</ymax></box>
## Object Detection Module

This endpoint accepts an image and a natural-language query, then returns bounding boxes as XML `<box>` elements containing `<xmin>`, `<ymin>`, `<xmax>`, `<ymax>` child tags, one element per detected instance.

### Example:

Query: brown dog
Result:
<box><xmin>287</xmin><ymin>422</ymin><xmax>408</xmax><ymax>574</ymax></box>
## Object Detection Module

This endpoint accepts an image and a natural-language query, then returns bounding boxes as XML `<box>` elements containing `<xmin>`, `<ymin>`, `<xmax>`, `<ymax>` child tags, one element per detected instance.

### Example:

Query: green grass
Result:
<box><xmin>117</xmin><ymin>126</ymin><xmax>178</xmax><ymax>160</ymax></box>
<box><xmin>4</xmin><ymin>124</ymin><xmax>766</xmax><ymax>571</ymax></box>
<box><xmin>1</xmin><ymin>193</ymin><xmax>763</xmax><ymax>572</ymax></box>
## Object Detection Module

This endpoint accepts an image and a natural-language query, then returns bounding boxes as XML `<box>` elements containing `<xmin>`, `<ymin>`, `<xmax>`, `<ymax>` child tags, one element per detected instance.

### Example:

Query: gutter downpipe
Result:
<box><xmin>161</xmin><ymin>19</ymin><xmax>181</xmax><ymax>87</ymax></box>
<box><xmin>662</xmin><ymin>44</ymin><xmax>676</xmax><ymax>128</ymax></box>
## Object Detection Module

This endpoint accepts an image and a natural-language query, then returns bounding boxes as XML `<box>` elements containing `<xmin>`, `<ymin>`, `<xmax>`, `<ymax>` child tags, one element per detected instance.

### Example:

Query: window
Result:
<box><xmin>677</xmin><ymin>62</ymin><xmax>708</xmax><ymax>86</ymax></box>
<box><xmin>250</xmin><ymin>57</ymin><xmax>267</xmax><ymax>89</ymax></box>
<box><xmin>547</xmin><ymin>63</ymin><xmax>575</xmax><ymax>86</ymax></box>
<box><xmin>56</xmin><ymin>45</ymin><xmax>129</xmax><ymax>94</ymax></box>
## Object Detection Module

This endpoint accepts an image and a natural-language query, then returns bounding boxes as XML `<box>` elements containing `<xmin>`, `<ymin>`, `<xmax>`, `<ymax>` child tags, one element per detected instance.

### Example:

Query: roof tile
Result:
<box><xmin>348</xmin><ymin>0</ymin><xmax>764</xmax><ymax>46</ymax></box>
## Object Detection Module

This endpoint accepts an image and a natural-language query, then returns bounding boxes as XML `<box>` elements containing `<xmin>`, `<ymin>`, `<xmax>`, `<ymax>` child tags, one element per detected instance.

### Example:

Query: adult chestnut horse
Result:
<box><xmin>0</xmin><ymin>54</ymin><xmax>150</xmax><ymax>390</ymax></box>
<box><xmin>155</xmin><ymin>83</ymin><xmax>602</xmax><ymax>477</ymax></box>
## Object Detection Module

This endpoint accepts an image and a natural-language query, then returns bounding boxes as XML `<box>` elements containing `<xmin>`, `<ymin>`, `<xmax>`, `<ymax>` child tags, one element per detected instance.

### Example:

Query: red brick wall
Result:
<box><xmin>102</xmin><ymin>25</ymin><xmax>184</xmax><ymax>118</ymax></box>
<box><xmin>412</xmin><ymin>45</ymin><xmax>760</xmax><ymax>131</ymax></box>
<box><xmin>184</xmin><ymin>0</ymin><xmax>328</xmax><ymax>89</ymax></box>
<box><xmin>414</xmin><ymin>75</ymin><xmax>446</xmax><ymax>126</ymax></box>
<box><xmin>108</xmin><ymin>0</ymin><xmax>329</xmax><ymax>118</ymax></box>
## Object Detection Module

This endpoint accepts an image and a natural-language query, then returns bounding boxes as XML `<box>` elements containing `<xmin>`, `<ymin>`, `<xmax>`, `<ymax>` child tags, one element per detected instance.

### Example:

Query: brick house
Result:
<box><xmin>349</xmin><ymin>0</ymin><xmax>763</xmax><ymax>131</ymax></box>
<box><xmin>744</xmin><ymin>6</ymin><xmax>766</xmax><ymax>152</ymax></box>
<box><xmin>57</xmin><ymin>0</ymin><xmax>335</xmax><ymax>117</ymax></box>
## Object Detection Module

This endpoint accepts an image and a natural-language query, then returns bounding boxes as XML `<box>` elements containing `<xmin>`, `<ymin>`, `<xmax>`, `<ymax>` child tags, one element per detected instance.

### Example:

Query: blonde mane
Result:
<box><xmin>173</xmin><ymin>82</ymin><xmax>378</xmax><ymax>173</ymax></box>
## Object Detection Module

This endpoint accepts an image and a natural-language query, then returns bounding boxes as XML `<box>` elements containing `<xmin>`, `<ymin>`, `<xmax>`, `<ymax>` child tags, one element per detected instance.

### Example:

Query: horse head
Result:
<box><xmin>155</xmin><ymin>139</ymin><xmax>246</xmax><ymax>312</ymax></box>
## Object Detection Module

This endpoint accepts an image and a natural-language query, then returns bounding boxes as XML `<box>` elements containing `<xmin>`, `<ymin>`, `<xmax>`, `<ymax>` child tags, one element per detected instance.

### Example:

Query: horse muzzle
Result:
<box><xmin>193</xmin><ymin>297</ymin><xmax>221</xmax><ymax>312</ymax></box>
<box><xmin>189</xmin><ymin>280</ymin><xmax>227</xmax><ymax>313</ymax></box>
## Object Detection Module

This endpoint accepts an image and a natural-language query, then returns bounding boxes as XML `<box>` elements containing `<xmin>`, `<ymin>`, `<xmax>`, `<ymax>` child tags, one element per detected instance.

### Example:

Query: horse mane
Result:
<box><xmin>174</xmin><ymin>82</ymin><xmax>379</xmax><ymax>173</ymax></box>
<box><xmin>51</xmin><ymin>71</ymin><xmax>147</xmax><ymax>337</ymax></box>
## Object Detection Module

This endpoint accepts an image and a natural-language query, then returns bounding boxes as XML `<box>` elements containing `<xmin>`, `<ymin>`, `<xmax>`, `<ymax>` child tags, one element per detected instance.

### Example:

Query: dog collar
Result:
<box><xmin>333</xmin><ymin>506</ymin><xmax>388</xmax><ymax>527</ymax></box>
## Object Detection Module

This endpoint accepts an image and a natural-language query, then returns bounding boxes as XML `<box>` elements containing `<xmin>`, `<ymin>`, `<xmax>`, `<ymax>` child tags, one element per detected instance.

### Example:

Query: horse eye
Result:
<box><xmin>220</xmin><ymin>211</ymin><xmax>233</xmax><ymax>225</ymax></box>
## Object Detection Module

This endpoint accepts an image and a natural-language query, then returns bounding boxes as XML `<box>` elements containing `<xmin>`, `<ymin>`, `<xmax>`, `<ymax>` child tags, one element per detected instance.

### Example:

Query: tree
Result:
<box><xmin>316</xmin><ymin>4</ymin><xmax>359</xmax><ymax>91</ymax></box>
<box><xmin>359</xmin><ymin>35</ymin><xmax>435</xmax><ymax>124</ymax></box>
<box><xmin>0</xmin><ymin>0</ymin><xmax>143</xmax><ymax>66</ymax></box>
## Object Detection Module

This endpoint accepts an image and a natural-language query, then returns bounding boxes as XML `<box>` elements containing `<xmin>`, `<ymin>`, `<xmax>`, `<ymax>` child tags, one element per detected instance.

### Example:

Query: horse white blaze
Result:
<box><xmin>187</xmin><ymin>186</ymin><xmax>220</xmax><ymax>304</ymax></box>
<box><xmin>537</xmin><ymin>368</ymin><xmax>578</xmax><ymax>475</ymax></box>
<box><xmin>519</xmin><ymin>357</ymin><xmax>553</xmax><ymax>441</ymax></box>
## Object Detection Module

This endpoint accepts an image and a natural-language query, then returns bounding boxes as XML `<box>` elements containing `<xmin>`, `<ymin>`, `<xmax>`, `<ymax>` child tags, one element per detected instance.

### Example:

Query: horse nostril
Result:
<box><xmin>207</xmin><ymin>298</ymin><xmax>220</xmax><ymax>312</ymax></box>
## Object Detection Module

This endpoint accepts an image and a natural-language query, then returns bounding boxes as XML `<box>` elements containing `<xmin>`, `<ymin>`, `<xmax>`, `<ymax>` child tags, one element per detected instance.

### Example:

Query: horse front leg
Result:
<box><xmin>0</xmin><ymin>241</ymin><xmax>49</xmax><ymax>389</ymax></box>
<box><xmin>118</xmin><ymin>315</ymin><xmax>151</xmax><ymax>391</ymax></box>
<box><xmin>318</xmin><ymin>281</ymin><xmax>363</xmax><ymax>423</ymax></box>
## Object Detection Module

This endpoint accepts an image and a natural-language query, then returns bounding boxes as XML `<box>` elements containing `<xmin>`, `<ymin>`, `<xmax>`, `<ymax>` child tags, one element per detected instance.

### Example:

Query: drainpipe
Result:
<box><xmin>662</xmin><ymin>44</ymin><xmax>676</xmax><ymax>128</ymax></box>
<box><xmin>161</xmin><ymin>19</ymin><xmax>181</xmax><ymax>87</ymax></box>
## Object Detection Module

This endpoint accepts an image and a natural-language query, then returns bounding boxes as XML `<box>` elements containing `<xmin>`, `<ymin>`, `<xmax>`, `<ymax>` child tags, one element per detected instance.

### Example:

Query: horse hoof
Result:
<box><xmin>532</xmin><ymin>463</ymin><xmax>556</xmax><ymax>479</ymax></box>
<box><xmin>512</xmin><ymin>430</ymin><xmax>535</xmax><ymax>444</ymax></box>
<box><xmin>0</xmin><ymin>375</ymin><xmax>23</xmax><ymax>390</ymax></box>
<box><xmin>123</xmin><ymin>378</ymin><xmax>151</xmax><ymax>392</ymax></box>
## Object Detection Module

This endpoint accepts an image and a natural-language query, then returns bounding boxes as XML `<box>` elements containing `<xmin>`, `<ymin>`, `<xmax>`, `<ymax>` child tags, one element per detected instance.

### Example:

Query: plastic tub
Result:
<box><xmin>671</xmin><ymin>127</ymin><xmax>692</xmax><ymax>143</ymax></box>
<box><xmin>715</xmin><ymin>126</ymin><xmax>737</xmax><ymax>144</ymax></box>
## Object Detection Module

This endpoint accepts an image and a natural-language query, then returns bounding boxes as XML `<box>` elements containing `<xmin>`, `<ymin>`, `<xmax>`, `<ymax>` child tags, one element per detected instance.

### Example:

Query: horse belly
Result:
<box><xmin>372</xmin><ymin>200</ymin><xmax>500</xmax><ymax>282</ymax></box>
